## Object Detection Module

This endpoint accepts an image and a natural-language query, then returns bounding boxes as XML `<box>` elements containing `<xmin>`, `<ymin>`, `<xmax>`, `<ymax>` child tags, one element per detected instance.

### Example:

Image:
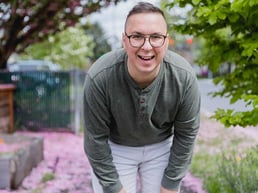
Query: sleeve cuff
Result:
<box><xmin>102</xmin><ymin>180</ymin><xmax>123</xmax><ymax>193</ymax></box>
<box><xmin>161</xmin><ymin>174</ymin><xmax>182</xmax><ymax>191</ymax></box>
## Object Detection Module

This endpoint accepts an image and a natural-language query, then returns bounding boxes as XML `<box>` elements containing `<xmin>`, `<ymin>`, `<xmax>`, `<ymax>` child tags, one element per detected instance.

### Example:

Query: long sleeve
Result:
<box><xmin>161</xmin><ymin>75</ymin><xmax>201</xmax><ymax>190</ymax></box>
<box><xmin>83</xmin><ymin>74</ymin><xmax>123</xmax><ymax>193</ymax></box>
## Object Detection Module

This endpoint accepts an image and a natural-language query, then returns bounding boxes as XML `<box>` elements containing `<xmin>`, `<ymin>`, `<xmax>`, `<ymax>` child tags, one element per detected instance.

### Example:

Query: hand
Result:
<box><xmin>160</xmin><ymin>186</ymin><xmax>178</xmax><ymax>193</ymax></box>
<box><xmin>118</xmin><ymin>188</ymin><xmax>127</xmax><ymax>193</ymax></box>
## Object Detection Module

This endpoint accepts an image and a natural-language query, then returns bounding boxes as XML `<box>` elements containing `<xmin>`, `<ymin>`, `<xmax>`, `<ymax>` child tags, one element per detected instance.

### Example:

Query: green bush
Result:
<box><xmin>202</xmin><ymin>146</ymin><xmax>258</xmax><ymax>193</ymax></box>
<box><xmin>190</xmin><ymin>153</ymin><xmax>221</xmax><ymax>192</ymax></box>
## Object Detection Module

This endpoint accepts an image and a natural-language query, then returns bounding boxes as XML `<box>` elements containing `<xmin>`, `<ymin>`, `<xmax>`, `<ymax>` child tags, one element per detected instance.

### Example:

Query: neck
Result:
<box><xmin>127</xmin><ymin>64</ymin><xmax>160</xmax><ymax>89</ymax></box>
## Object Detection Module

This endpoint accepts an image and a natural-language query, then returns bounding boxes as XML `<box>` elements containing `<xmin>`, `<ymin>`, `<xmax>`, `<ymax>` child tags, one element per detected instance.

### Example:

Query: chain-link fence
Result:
<box><xmin>0</xmin><ymin>70</ymin><xmax>86</xmax><ymax>133</ymax></box>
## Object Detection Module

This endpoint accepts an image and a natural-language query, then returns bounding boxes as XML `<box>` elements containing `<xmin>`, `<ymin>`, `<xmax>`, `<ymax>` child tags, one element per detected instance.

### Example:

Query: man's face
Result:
<box><xmin>122</xmin><ymin>13</ymin><xmax>168</xmax><ymax>75</ymax></box>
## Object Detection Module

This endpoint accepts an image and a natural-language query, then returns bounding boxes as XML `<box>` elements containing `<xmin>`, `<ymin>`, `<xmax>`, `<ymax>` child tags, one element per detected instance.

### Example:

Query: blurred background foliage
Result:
<box><xmin>20</xmin><ymin>22</ymin><xmax>112</xmax><ymax>70</ymax></box>
<box><xmin>0</xmin><ymin>0</ymin><xmax>123</xmax><ymax>69</ymax></box>
<box><xmin>163</xmin><ymin>0</ymin><xmax>258</xmax><ymax>127</ymax></box>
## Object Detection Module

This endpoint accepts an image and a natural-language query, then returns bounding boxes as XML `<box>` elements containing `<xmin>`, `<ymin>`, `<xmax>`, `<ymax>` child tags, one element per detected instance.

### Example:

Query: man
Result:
<box><xmin>83</xmin><ymin>2</ymin><xmax>200</xmax><ymax>193</ymax></box>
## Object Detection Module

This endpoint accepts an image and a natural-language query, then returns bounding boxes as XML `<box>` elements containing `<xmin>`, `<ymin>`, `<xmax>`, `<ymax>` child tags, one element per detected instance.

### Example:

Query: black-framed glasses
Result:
<box><xmin>125</xmin><ymin>32</ymin><xmax>167</xmax><ymax>48</ymax></box>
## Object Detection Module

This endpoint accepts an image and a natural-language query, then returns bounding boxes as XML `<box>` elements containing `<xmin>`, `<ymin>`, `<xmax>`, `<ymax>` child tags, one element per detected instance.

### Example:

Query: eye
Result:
<box><xmin>131</xmin><ymin>35</ymin><xmax>144</xmax><ymax>40</ymax></box>
<box><xmin>150</xmin><ymin>35</ymin><xmax>163</xmax><ymax>40</ymax></box>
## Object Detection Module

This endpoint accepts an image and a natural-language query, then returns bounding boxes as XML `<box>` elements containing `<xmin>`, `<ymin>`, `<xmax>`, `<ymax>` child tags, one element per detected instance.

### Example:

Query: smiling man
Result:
<box><xmin>83</xmin><ymin>2</ymin><xmax>201</xmax><ymax>193</ymax></box>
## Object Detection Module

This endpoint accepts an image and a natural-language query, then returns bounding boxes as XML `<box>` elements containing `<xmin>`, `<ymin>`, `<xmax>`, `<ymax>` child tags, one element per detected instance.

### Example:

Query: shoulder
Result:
<box><xmin>164</xmin><ymin>50</ymin><xmax>195</xmax><ymax>76</ymax></box>
<box><xmin>87</xmin><ymin>48</ymin><xmax>126</xmax><ymax>78</ymax></box>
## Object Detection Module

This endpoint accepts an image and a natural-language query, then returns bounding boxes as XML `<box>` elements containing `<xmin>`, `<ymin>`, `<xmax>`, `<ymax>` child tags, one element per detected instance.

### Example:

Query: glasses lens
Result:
<box><xmin>129</xmin><ymin>35</ymin><xmax>144</xmax><ymax>47</ymax></box>
<box><xmin>150</xmin><ymin>35</ymin><xmax>165</xmax><ymax>47</ymax></box>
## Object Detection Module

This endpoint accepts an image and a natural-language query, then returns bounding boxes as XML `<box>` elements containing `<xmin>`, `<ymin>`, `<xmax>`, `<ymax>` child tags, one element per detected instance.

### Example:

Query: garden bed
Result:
<box><xmin>0</xmin><ymin>133</ymin><xmax>44</xmax><ymax>190</ymax></box>
<box><xmin>190</xmin><ymin>113</ymin><xmax>258</xmax><ymax>193</ymax></box>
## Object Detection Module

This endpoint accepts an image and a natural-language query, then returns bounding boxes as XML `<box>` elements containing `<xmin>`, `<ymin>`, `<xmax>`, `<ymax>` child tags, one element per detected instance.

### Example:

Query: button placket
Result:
<box><xmin>138</xmin><ymin>95</ymin><xmax>147</xmax><ymax>119</ymax></box>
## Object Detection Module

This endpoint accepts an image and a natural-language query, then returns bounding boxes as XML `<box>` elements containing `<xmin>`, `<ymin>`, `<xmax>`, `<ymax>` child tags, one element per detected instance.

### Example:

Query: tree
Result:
<box><xmin>166</xmin><ymin>0</ymin><xmax>258</xmax><ymax>127</ymax></box>
<box><xmin>21</xmin><ymin>25</ymin><xmax>95</xmax><ymax>70</ymax></box>
<box><xmin>83</xmin><ymin>22</ymin><xmax>112</xmax><ymax>62</ymax></box>
<box><xmin>0</xmin><ymin>0</ymin><xmax>124</xmax><ymax>69</ymax></box>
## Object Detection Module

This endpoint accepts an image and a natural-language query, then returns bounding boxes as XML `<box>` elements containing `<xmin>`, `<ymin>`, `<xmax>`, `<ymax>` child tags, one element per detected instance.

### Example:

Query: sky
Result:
<box><xmin>89</xmin><ymin>0</ymin><xmax>160</xmax><ymax>49</ymax></box>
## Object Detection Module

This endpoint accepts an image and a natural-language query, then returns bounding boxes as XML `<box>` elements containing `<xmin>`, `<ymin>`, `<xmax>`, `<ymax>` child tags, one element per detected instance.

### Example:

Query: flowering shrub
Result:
<box><xmin>205</xmin><ymin>146</ymin><xmax>258</xmax><ymax>193</ymax></box>
<box><xmin>190</xmin><ymin>114</ymin><xmax>258</xmax><ymax>193</ymax></box>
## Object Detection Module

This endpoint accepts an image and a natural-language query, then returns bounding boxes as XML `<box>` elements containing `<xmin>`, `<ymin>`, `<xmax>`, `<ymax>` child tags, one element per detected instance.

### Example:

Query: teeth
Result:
<box><xmin>140</xmin><ymin>56</ymin><xmax>153</xmax><ymax>60</ymax></box>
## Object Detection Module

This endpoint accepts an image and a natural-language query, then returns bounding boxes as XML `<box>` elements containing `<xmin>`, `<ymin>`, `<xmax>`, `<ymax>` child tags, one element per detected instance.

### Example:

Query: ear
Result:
<box><xmin>122</xmin><ymin>33</ymin><xmax>127</xmax><ymax>48</ymax></box>
<box><xmin>164</xmin><ymin>34</ymin><xmax>170</xmax><ymax>48</ymax></box>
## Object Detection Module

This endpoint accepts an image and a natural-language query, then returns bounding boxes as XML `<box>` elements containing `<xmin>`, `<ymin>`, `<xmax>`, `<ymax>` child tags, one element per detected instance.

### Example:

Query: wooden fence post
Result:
<box><xmin>0</xmin><ymin>84</ymin><xmax>16</xmax><ymax>133</ymax></box>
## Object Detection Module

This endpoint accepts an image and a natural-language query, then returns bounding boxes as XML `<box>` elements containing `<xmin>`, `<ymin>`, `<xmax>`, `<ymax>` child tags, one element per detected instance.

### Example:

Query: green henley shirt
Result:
<box><xmin>83</xmin><ymin>48</ymin><xmax>201</xmax><ymax>193</ymax></box>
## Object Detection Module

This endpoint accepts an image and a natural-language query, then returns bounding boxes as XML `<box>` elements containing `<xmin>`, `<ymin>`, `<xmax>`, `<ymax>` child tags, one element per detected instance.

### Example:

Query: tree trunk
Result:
<box><xmin>0</xmin><ymin>54</ymin><xmax>8</xmax><ymax>70</ymax></box>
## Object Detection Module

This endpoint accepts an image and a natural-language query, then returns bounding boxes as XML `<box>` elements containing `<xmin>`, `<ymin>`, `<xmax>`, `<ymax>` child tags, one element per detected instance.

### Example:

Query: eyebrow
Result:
<box><xmin>128</xmin><ymin>32</ymin><xmax>166</xmax><ymax>35</ymax></box>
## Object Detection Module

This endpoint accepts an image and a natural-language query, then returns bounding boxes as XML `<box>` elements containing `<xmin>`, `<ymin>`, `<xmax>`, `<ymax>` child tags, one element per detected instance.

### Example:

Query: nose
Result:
<box><xmin>141</xmin><ymin>37</ymin><xmax>152</xmax><ymax>50</ymax></box>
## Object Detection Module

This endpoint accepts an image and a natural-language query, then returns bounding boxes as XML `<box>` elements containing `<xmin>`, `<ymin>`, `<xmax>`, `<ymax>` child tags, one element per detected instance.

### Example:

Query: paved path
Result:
<box><xmin>198</xmin><ymin>79</ymin><xmax>251</xmax><ymax>114</ymax></box>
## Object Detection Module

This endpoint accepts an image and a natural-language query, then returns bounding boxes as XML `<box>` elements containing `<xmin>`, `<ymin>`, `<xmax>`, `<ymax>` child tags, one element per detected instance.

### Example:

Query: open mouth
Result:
<box><xmin>138</xmin><ymin>55</ymin><xmax>155</xmax><ymax>61</ymax></box>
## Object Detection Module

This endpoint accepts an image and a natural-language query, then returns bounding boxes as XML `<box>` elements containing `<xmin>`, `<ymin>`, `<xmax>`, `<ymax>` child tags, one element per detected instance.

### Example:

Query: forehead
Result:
<box><xmin>125</xmin><ymin>13</ymin><xmax>167</xmax><ymax>34</ymax></box>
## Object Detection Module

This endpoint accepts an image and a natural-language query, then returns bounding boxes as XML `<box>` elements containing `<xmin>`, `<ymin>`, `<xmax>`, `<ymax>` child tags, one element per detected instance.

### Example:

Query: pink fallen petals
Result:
<box><xmin>182</xmin><ymin>172</ymin><xmax>206</xmax><ymax>193</ymax></box>
<box><xmin>2</xmin><ymin>126</ymin><xmax>238</xmax><ymax>193</ymax></box>
<box><xmin>0</xmin><ymin>140</ymin><xmax>29</xmax><ymax>154</ymax></box>
<box><xmin>0</xmin><ymin>130</ymin><xmax>206</xmax><ymax>193</ymax></box>
<box><xmin>0</xmin><ymin>131</ymin><xmax>93</xmax><ymax>193</ymax></box>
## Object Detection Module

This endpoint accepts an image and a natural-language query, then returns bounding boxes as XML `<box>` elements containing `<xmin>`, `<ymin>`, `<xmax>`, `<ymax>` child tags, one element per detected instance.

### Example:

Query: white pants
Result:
<box><xmin>91</xmin><ymin>137</ymin><xmax>173</xmax><ymax>193</ymax></box>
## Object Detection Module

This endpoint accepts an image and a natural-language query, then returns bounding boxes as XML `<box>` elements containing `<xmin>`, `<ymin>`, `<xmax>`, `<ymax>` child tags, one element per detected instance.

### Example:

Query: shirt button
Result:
<box><xmin>139</xmin><ymin>113</ymin><xmax>145</xmax><ymax>118</ymax></box>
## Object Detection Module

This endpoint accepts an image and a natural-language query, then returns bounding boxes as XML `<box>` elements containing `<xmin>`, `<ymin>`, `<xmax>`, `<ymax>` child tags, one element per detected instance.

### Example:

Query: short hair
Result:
<box><xmin>124</xmin><ymin>2</ymin><xmax>167</xmax><ymax>31</ymax></box>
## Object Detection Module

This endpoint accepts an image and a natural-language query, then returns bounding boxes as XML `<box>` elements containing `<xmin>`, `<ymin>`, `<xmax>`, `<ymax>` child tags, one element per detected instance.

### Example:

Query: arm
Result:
<box><xmin>161</xmin><ymin>187</ymin><xmax>178</xmax><ymax>193</ymax></box>
<box><xmin>161</xmin><ymin>76</ymin><xmax>201</xmax><ymax>190</ymax></box>
<box><xmin>83</xmin><ymin>75</ymin><xmax>123</xmax><ymax>193</ymax></box>
<box><xmin>119</xmin><ymin>189</ymin><xmax>127</xmax><ymax>193</ymax></box>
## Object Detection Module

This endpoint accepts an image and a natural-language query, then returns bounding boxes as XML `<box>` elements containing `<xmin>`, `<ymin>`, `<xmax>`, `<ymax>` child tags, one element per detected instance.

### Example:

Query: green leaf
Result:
<box><xmin>192</xmin><ymin>0</ymin><xmax>200</xmax><ymax>5</ymax></box>
<box><xmin>196</xmin><ymin>7</ymin><xmax>211</xmax><ymax>17</ymax></box>
<box><xmin>217</xmin><ymin>12</ymin><xmax>227</xmax><ymax>20</ymax></box>
<box><xmin>208</xmin><ymin>13</ymin><xmax>217</xmax><ymax>25</ymax></box>
<box><xmin>41</xmin><ymin>172</ymin><xmax>55</xmax><ymax>183</ymax></box>
<box><xmin>231</xmin><ymin>0</ymin><xmax>247</xmax><ymax>12</ymax></box>
<box><xmin>249</xmin><ymin>0</ymin><xmax>258</xmax><ymax>6</ymax></box>
<box><xmin>228</xmin><ymin>13</ymin><xmax>239</xmax><ymax>22</ymax></box>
